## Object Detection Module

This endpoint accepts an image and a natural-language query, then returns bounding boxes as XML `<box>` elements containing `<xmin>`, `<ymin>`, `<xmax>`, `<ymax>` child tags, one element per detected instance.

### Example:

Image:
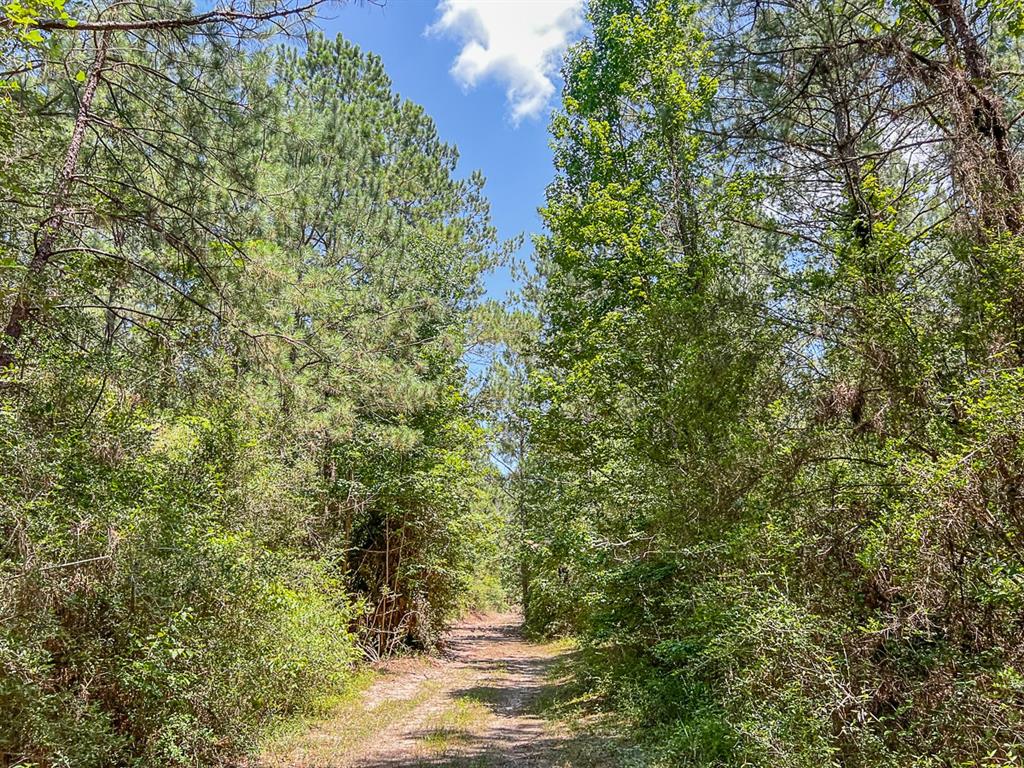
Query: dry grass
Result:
<box><xmin>256</xmin><ymin>666</ymin><xmax>443</xmax><ymax>767</ymax></box>
<box><xmin>254</xmin><ymin>613</ymin><xmax>648</xmax><ymax>768</ymax></box>
<box><xmin>419</xmin><ymin>697</ymin><xmax>494</xmax><ymax>755</ymax></box>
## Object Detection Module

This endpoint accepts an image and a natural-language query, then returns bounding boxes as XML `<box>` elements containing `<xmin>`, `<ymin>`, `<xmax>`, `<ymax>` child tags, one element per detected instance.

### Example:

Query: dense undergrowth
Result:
<box><xmin>507</xmin><ymin>0</ymin><xmax>1024</xmax><ymax>765</ymax></box>
<box><xmin>0</xmin><ymin>6</ymin><xmax>510</xmax><ymax>764</ymax></box>
<box><xmin>6</xmin><ymin>0</ymin><xmax>1024</xmax><ymax>765</ymax></box>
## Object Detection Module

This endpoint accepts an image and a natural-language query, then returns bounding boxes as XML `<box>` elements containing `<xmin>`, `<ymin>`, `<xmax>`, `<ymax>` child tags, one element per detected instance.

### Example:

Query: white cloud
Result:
<box><xmin>428</xmin><ymin>0</ymin><xmax>585</xmax><ymax>123</ymax></box>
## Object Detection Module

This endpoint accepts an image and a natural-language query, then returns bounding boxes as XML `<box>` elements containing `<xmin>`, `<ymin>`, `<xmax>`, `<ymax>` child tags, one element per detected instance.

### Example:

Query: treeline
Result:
<box><xmin>514</xmin><ymin>0</ymin><xmax>1024</xmax><ymax>765</ymax></box>
<box><xmin>0</xmin><ymin>2</ymin><xmax>506</xmax><ymax>764</ymax></box>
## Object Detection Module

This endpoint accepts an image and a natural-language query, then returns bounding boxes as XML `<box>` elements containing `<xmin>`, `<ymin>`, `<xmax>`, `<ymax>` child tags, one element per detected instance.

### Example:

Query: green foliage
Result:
<box><xmin>0</xmin><ymin>10</ymin><xmax>507</xmax><ymax>766</ymax></box>
<box><xmin>514</xmin><ymin>0</ymin><xmax>1024</xmax><ymax>765</ymax></box>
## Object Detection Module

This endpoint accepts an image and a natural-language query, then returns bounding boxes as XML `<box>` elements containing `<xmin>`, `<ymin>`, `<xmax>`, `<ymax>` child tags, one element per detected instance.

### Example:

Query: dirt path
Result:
<box><xmin>261</xmin><ymin>612</ymin><xmax>624</xmax><ymax>768</ymax></box>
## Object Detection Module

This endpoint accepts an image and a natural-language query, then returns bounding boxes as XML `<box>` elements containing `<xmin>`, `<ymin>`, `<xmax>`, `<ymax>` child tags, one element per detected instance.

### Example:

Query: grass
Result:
<box><xmin>420</xmin><ymin>697</ymin><xmax>493</xmax><ymax>755</ymax></box>
<box><xmin>522</xmin><ymin>640</ymin><xmax>663</xmax><ymax>768</ymax></box>
<box><xmin>256</xmin><ymin>666</ymin><xmax>442</xmax><ymax>766</ymax></box>
<box><xmin>255</xmin><ymin>621</ymin><xmax>655</xmax><ymax>768</ymax></box>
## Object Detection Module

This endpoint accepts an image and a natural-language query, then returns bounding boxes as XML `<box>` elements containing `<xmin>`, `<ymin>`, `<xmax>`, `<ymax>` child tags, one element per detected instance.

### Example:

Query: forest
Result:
<box><xmin>1</xmin><ymin>0</ymin><xmax>1023</xmax><ymax>765</ymax></box>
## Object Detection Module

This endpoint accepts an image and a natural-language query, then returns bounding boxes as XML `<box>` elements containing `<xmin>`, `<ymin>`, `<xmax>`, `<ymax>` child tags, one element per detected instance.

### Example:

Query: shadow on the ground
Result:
<box><xmin>350</xmin><ymin>727</ymin><xmax>626</xmax><ymax>767</ymax></box>
<box><xmin>357</xmin><ymin>627</ymin><xmax>635</xmax><ymax>767</ymax></box>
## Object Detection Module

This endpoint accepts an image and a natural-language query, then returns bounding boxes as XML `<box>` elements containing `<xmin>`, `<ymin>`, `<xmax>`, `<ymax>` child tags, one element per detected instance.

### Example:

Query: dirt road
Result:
<box><xmin>262</xmin><ymin>612</ymin><xmax>625</xmax><ymax>767</ymax></box>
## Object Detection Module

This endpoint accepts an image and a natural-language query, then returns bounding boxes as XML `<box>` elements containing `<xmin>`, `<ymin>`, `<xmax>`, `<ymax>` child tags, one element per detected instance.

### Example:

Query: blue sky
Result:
<box><xmin>316</xmin><ymin>1</ymin><xmax>585</xmax><ymax>301</ymax></box>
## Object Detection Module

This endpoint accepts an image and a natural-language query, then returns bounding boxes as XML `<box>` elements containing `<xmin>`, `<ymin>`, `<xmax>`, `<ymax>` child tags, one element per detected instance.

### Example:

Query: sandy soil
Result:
<box><xmin>261</xmin><ymin>612</ymin><xmax>625</xmax><ymax>768</ymax></box>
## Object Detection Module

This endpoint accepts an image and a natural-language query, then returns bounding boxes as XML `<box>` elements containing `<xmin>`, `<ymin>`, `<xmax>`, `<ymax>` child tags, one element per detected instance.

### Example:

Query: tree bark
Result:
<box><xmin>0</xmin><ymin>30</ymin><xmax>110</xmax><ymax>368</ymax></box>
<box><xmin>925</xmin><ymin>0</ymin><xmax>1022</xmax><ymax>232</ymax></box>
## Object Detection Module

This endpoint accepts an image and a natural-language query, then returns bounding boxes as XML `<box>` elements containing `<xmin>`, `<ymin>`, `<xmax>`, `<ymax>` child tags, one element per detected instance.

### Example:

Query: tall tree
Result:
<box><xmin>0</xmin><ymin>11</ymin><xmax>505</xmax><ymax>764</ymax></box>
<box><xmin>523</xmin><ymin>0</ymin><xmax>1024</xmax><ymax>764</ymax></box>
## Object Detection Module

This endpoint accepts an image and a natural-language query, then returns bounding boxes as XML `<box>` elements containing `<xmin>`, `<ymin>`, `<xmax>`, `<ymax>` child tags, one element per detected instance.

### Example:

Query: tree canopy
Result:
<box><xmin>512</xmin><ymin>0</ymin><xmax>1024</xmax><ymax>764</ymax></box>
<box><xmin>4</xmin><ymin>0</ymin><xmax>1024</xmax><ymax>765</ymax></box>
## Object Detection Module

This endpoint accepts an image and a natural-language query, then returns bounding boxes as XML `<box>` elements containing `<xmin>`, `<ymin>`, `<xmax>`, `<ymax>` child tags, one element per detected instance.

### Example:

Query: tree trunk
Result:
<box><xmin>925</xmin><ymin>0</ymin><xmax>1021</xmax><ymax>232</ymax></box>
<box><xmin>0</xmin><ymin>30</ymin><xmax>111</xmax><ymax>368</ymax></box>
